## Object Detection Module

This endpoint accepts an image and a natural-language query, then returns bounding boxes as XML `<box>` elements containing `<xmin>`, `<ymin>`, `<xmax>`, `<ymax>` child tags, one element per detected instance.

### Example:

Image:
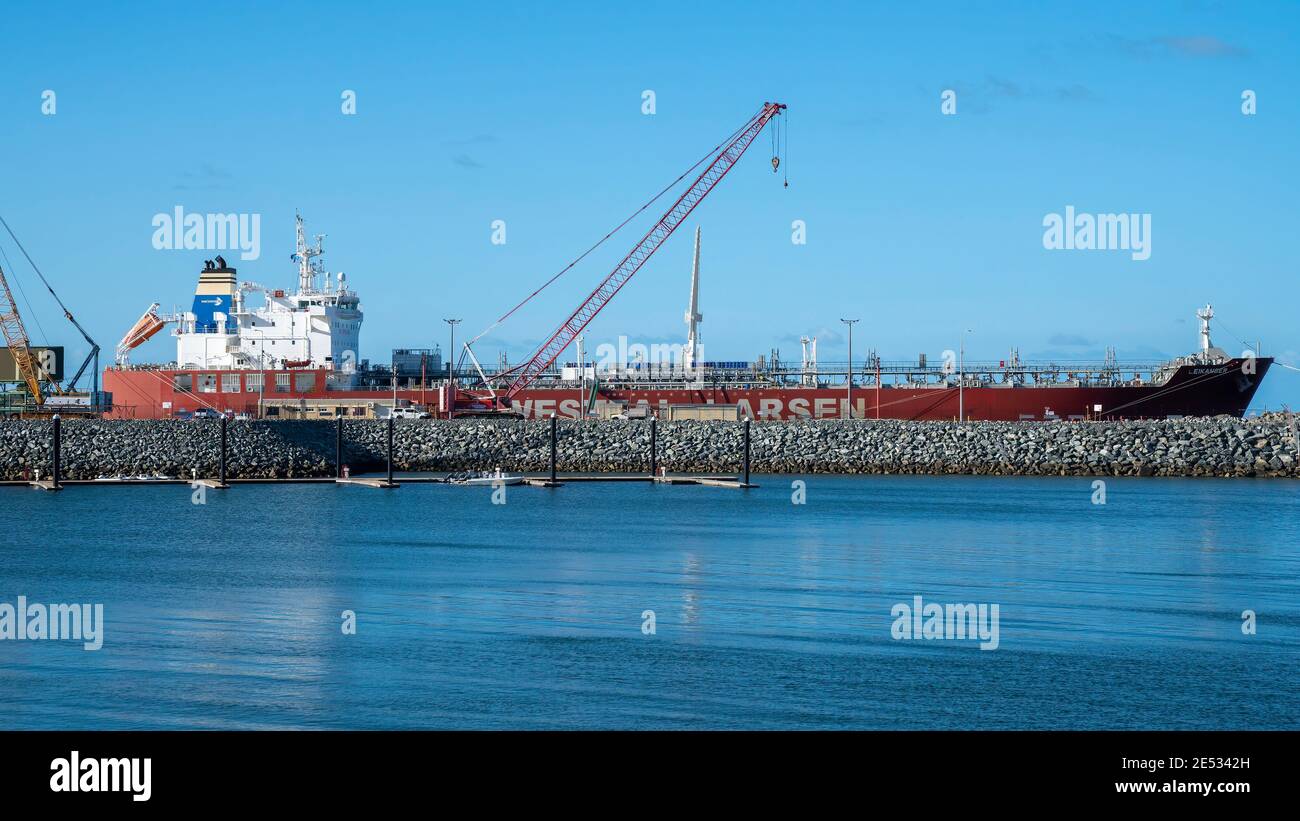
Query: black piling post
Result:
<box><xmin>51</xmin><ymin>414</ymin><xmax>61</xmax><ymax>489</ymax></box>
<box><xmin>549</xmin><ymin>413</ymin><xmax>558</xmax><ymax>483</ymax></box>
<box><xmin>219</xmin><ymin>414</ymin><xmax>228</xmax><ymax>486</ymax></box>
<box><xmin>742</xmin><ymin>418</ymin><xmax>751</xmax><ymax>486</ymax></box>
<box><xmin>650</xmin><ymin>416</ymin><xmax>658</xmax><ymax>477</ymax></box>
<box><xmin>387</xmin><ymin>415</ymin><xmax>395</xmax><ymax>485</ymax></box>
<box><xmin>335</xmin><ymin>415</ymin><xmax>343</xmax><ymax>478</ymax></box>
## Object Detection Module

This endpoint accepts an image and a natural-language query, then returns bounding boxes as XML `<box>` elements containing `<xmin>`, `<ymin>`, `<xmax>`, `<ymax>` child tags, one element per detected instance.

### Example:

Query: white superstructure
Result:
<box><xmin>173</xmin><ymin>215</ymin><xmax>363</xmax><ymax>375</ymax></box>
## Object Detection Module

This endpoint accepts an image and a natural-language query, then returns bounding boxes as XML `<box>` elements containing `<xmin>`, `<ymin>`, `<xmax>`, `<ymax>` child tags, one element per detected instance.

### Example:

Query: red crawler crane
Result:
<box><xmin>452</xmin><ymin>101</ymin><xmax>786</xmax><ymax>415</ymax></box>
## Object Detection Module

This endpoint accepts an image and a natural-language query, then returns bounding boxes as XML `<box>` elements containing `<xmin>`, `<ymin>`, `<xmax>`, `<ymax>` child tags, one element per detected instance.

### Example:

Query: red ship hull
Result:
<box><xmin>103</xmin><ymin>358</ymin><xmax>1270</xmax><ymax>421</ymax></box>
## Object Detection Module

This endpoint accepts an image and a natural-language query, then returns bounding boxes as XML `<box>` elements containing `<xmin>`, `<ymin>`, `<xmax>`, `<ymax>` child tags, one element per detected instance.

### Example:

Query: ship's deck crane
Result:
<box><xmin>456</xmin><ymin>101</ymin><xmax>786</xmax><ymax>412</ymax></box>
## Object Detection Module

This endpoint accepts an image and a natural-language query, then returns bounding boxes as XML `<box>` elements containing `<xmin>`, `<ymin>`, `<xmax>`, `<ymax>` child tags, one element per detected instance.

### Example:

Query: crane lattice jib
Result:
<box><xmin>0</xmin><ymin>267</ymin><xmax>44</xmax><ymax>404</ymax></box>
<box><xmin>503</xmin><ymin>102</ymin><xmax>786</xmax><ymax>399</ymax></box>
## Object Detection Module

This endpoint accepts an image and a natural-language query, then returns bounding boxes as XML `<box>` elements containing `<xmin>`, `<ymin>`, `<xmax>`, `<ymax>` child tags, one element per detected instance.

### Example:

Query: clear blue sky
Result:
<box><xmin>2</xmin><ymin>1</ymin><xmax>1297</xmax><ymax>408</ymax></box>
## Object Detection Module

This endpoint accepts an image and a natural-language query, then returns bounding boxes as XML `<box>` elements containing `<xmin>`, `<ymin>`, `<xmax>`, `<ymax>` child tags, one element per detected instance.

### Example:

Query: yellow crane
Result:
<box><xmin>0</xmin><ymin>264</ymin><xmax>46</xmax><ymax>406</ymax></box>
<box><xmin>0</xmin><ymin>214</ymin><xmax>100</xmax><ymax>407</ymax></box>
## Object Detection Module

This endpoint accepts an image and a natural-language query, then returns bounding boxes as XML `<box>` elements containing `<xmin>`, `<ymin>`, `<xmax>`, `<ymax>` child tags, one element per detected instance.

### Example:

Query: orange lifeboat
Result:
<box><xmin>116</xmin><ymin>303</ymin><xmax>167</xmax><ymax>364</ymax></box>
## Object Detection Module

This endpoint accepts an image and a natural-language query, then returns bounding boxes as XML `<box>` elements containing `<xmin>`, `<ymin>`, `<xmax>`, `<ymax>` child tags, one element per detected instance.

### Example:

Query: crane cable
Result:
<box><xmin>459</xmin><ymin>106</ymin><xmax>767</xmax><ymax>366</ymax></box>
<box><xmin>0</xmin><ymin>213</ymin><xmax>76</xmax><ymax>324</ymax></box>
<box><xmin>1209</xmin><ymin>313</ymin><xmax>1300</xmax><ymax>372</ymax></box>
<box><xmin>783</xmin><ymin>106</ymin><xmax>789</xmax><ymax>187</ymax></box>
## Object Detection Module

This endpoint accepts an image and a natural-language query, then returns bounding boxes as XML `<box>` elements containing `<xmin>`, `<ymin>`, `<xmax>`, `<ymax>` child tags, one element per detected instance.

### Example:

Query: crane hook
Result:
<box><xmin>771</xmin><ymin>156</ymin><xmax>780</xmax><ymax>173</ymax></box>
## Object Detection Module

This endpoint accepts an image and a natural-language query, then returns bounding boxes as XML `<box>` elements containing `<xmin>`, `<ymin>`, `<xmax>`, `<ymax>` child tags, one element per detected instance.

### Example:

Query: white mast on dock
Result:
<box><xmin>684</xmin><ymin>226</ymin><xmax>703</xmax><ymax>377</ymax></box>
<box><xmin>800</xmin><ymin>336</ymin><xmax>818</xmax><ymax>386</ymax></box>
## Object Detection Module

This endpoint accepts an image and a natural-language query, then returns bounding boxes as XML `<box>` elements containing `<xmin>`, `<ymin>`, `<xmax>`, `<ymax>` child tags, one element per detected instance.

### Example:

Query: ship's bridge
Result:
<box><xmin>173</xmin><ymin>216</ymin><xmax>363</xmax><ymax>374</ymax></box>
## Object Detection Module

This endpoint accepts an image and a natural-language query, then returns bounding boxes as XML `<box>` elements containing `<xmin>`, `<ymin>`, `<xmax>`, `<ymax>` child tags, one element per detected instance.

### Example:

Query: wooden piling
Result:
<box><xmin>219</xmin><ymin>415</ymin><xmax>228</xmax><ymax>486</ymax></box>
<box><xmin>650</xmin><ymin>417</ymin><xmax>658</xmax><ymax>477</ymax></box>
<box><xmin>549</xmin><ymin>414</ymin><xmax>558</xmax><ymax>483</ymax></box>
<box><xmin>336</xmin><ymin>415</ymin><xmax>343</xmax><ymax>478</ymax></box>
<box><xmin>51</xmin><ymin>414</ymin><xmax>61</xmax><ymax>490</ymax></box>
<box><xmin>387</xmin><ymin>416</ymin><xmax>395</xmax><ymax>485</ymax></box>
<box><xmin>742</xmin><ymin>418</ymin><xmax>751</xmax><ymax>487</ymax></box>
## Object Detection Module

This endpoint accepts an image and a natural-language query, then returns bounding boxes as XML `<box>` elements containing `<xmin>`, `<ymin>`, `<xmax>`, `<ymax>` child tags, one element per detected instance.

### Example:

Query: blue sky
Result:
<box><xmin>2</xmin><ymin>1</ymin><xmax>1297</xmax><ymax>407</ymax></box>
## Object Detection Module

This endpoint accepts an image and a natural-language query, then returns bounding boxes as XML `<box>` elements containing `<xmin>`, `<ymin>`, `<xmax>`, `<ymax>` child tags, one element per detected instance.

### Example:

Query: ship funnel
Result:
<box><xmin>193</xmin><ymin>259</ymin><xmax>237</xmax><ymax>334</ymax></box>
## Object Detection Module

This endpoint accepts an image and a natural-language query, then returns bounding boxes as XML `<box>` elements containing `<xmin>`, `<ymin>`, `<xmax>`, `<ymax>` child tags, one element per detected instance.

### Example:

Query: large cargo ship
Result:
<box><xmin>104</xmin><ymin>216</ymin><xmax>1272</xmax><ymax>422</ymax></box>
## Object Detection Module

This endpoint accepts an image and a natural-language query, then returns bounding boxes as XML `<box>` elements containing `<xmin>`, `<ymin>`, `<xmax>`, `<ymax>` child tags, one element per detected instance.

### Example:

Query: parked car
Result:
<box><xmin>233</xmin><ymin>412</ymin><xmax>253</xmax><ymax>421</ymax></box>
<box><xmin>191</xmin><ymin>408</ymin><xmax>223</xmax><ymax>420</ymax></box>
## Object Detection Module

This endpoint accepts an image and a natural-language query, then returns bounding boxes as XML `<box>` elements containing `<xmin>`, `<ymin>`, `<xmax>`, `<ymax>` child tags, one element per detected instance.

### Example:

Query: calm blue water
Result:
<box><xmin>1</xmin><ymin>475</ymin><xmax>1298</xmax><ymax>729</ymax></box>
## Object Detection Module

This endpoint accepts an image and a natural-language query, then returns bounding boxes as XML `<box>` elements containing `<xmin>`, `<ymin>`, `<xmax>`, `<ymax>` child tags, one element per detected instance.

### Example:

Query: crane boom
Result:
<box><xmin>501</xmin><ymin>101</ymin><xmax>786</xmax><ymax>400</ymax></box>
<box><xmin>0</xmin><ymin>266</ymin><xmax>44</xmax><ymax>404</ymax></box>
<box><xmin>0</xmin><ymin>213</ymin><xmax>100</xmax><ymax>396</ymax></box>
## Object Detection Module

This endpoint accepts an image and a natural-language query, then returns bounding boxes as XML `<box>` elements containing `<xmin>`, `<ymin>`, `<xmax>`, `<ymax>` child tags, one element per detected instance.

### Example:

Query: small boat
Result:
<box><xmin>451</xmin><ymin>468</ymin><xmax>524</xmax><ymax>486</ymax></box>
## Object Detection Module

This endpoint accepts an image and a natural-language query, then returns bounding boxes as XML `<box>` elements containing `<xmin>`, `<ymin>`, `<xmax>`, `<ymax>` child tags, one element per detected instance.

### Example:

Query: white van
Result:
<box><xmin>389</xmin><ymin>407</ymin><xmax>431</xmax><ymax>419</ymax></box>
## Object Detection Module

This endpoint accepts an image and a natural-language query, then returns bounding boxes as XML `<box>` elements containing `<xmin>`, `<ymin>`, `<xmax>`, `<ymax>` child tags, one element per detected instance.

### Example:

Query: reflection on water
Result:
<box><xmin>1</xmin><ymin>475</ymin><xmax>1297</xmax><ymax>729</ymax></box>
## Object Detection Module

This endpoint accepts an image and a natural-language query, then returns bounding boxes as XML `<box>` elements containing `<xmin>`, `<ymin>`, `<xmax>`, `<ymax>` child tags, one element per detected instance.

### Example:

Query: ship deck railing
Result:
<box><xmin>107</xmin><ymin>357</ymin><xmax>1193</xmax><ymax>392</ymax></box>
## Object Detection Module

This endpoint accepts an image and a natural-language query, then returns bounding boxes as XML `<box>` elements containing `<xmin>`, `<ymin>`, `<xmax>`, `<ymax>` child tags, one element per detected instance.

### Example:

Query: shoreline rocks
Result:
<box><xmin>1</xmin><ymin>416</ymin><xmax>1297</xmax><ymax>480</ymax></box>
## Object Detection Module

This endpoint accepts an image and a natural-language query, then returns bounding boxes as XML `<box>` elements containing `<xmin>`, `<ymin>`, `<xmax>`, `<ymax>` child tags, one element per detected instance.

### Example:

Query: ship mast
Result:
<box><xmin>295</xmin><ymin>214</ymin><xmax>326</xmax><ymax>294</ymax></box>
<box><xmin>1197</xmin><ymin>304</ymin><xmax>1214</xmax><ymax>356</ymax></box>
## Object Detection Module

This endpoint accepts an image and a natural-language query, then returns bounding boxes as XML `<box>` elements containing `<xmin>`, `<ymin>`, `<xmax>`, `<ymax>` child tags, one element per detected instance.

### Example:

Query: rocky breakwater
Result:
<box><xmin>0</xmin><ymin>419</ymin><xmax>341</xmax><ymax>480</ymax></box>
<box><xmin>1</xmin><ymin>415</ymin><xmax>1297</xmax><ymax>479</ymax></box>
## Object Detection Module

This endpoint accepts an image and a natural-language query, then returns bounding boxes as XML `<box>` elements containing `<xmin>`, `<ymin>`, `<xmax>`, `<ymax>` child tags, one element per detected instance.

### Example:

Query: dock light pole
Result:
<box><xmin>841</xmin><ymin>318</ymin><xmax>859</xmax><ymax>420</ymax></box>
<box><xmin>444</xmin><ymin>318</ymin><xmax>461</xmax><ymax>420</ymax></box>
<box><xmin>51</xmin><ymin>414</ymin><xmax>61</xmax><ymax>489</ymax></box>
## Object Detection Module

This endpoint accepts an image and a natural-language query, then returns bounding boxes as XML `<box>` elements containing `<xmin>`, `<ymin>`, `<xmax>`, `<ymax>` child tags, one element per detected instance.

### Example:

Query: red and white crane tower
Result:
<box><xmin>452</xmin><ymin>101</ymin><xmax>787</xmax><ymax>415</ymax></box>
